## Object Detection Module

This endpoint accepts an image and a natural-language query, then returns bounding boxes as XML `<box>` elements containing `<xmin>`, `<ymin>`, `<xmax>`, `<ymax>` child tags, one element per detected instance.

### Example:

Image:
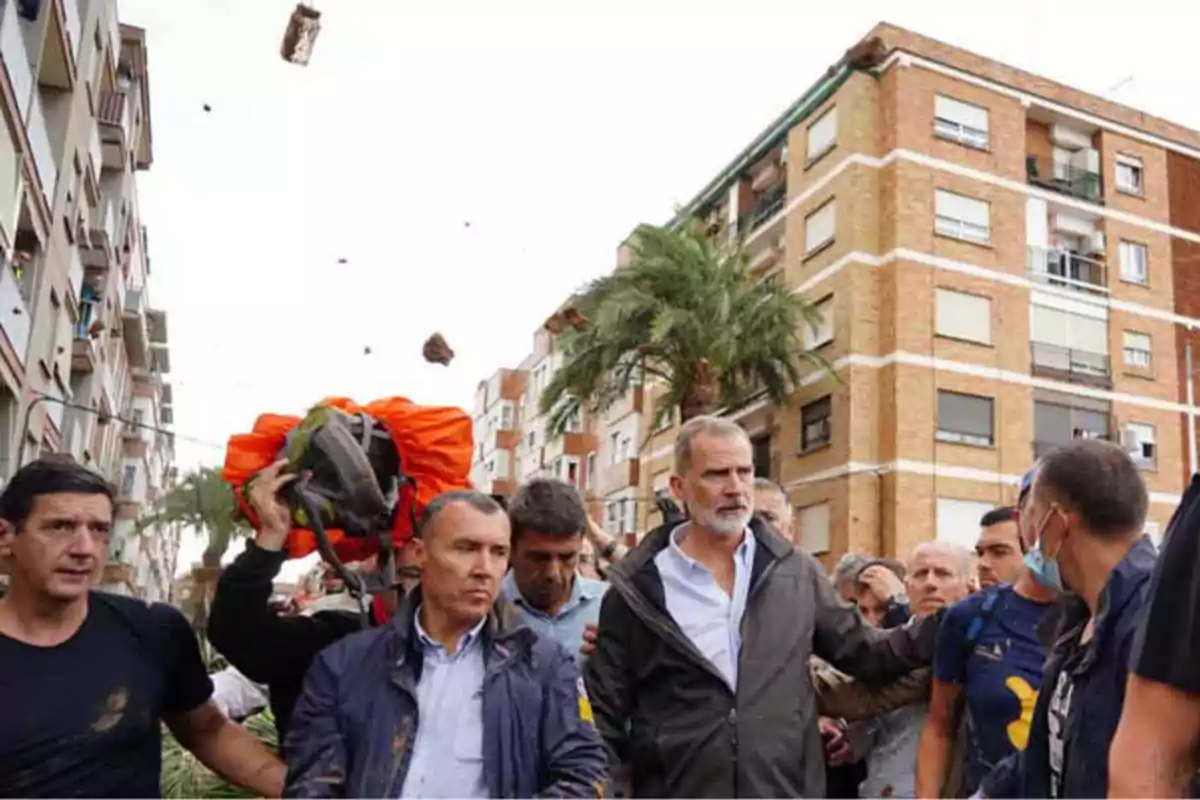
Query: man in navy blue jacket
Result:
<box><xmin>978</xmin><ymin>440</ymin><xmax>1156</xmax><ymax>799</ymax></box>
<box><xmin>284</xmin><ymin>490</ymin><xmax>607</xmax><ymax>798</ymax></box>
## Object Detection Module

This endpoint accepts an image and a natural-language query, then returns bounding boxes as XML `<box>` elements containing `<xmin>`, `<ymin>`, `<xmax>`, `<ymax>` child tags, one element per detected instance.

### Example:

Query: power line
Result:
<box><xmin>29</xmin><ymin>393</ymin><xmax>227</xmax><ymax>452</ymax></box>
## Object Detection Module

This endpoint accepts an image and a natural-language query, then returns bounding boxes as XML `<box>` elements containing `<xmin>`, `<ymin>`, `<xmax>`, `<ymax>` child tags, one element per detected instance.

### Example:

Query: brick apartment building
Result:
<box><xmin>0</xmin><ymin>0</ymin><xmax>179</xmax><ymax>599</ymax></box>
<box><xmin>474</xmin><ymin>22</ymin><xmax>1200</xmax><ymax>565</ymax></box>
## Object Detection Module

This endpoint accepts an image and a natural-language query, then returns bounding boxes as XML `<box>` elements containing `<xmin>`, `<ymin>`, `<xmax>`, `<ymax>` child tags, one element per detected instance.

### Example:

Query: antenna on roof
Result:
<box><xmin>1105</xmin><ymin>75</ymin><xmax>1136</xmax><ymax>99</ymax></box>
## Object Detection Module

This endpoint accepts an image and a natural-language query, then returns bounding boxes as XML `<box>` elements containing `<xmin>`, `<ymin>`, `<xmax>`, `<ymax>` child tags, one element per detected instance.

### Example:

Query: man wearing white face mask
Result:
<box><xmin>585</xmin><ymin>416</ymin><xmax>944</xmax><ymax>798</ymax></box>
<box><xmin>976</xmin><ymin>439</ymin><xmax>1156</xmax><ymax>799</ymax></box>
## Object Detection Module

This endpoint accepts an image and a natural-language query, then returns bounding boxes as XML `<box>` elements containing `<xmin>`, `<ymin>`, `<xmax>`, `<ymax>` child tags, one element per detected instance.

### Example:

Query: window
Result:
<box><xmin>804</xmin><ymin>200</ymin><xmax>836</xmax><ymax>255</ymax></box>
<box><xmin>933</xmin><ymin>95</ymin><xmax>989</xmax><ymax>150</ymax></box>
<box><xmin>567</xmin><ymin>460</ymin><xmax>579</xmax><ymax>486</ymax></box>
<box><xmin>936</xmin><ymin>498</ymin><xmax>995</xmax><ymax>551</ymax></box>
<box><xmin>797</xmin><ymin>502</ymin><xmax>830</xmax><ymax>553</ymax></box>
<box><xmin>935</xmin><ymin>288</ymin><xmax>992</xmax><ymax>345</ymax></box>
<box><xmin>1119</xmin><ymin>240</ymin><xmax>1149</xmax><ymax>285</ymax></box>
<box><xmin>1123</xmin><ymin>331</ymin><xmax>1152</xmax><ymax>370</ymax></box>
<box><xmin>807</xmin><ymin>106</ymin><xmax>837</xmax><ymax>162</ymax></box>
<box><xmin>586</xmin><ymin>453</ymin><xmax>596</xmax><ymax>490</ymax></box>
<box><xmin>1030</xmin><ymin>303</ymin><xmax>1109</xmax><ymax>360</ymax></box>
<box><xmin>800</xmin><ymin>396</ymin><xmax>832</xmax><ymax>451</ymax></box>
<box><xmin>609</xmin><ymin>432</ymin><xmax>619</xmax><ymax>466</ymax></box>
<box><xmin>565</xmin><ymin>407</ymin><xmax>582</xmax><ymax>433</ymax></box>
<box><xmin>120</xmin><ymin>465</ymin><xmax>136</xmax><ymax>496</ymax></box>
<box><xmin>804</xmin><ymin>296</ymin><xmax>834</xmax><ymax>349</ymax></box>
<box><xmin>1123</xmin><ymin>422</ymin><xmax>1157</xmax><ymax>469</ymax></box>
<box><xmin>527</xmin><ymin>431</ymin><xmax>535</xmax><ymax>450</ymax></box>
<box><xmin>936</xmin><ymin>391</ymin><xmax>994</xmax><ymax>447</ymax></box>
<box><xmin>618</xmin><ymin>436</ymin><xmax>631</xmax><ymax>463</ymax></box>
<box><xmin>935</xmin><ymin>190</ymin><xmax>990</xmax><ymax>244</ymax></box>
<box><xmin>1033</xmin><ymin>400</ymin><xmax>1111</xmax><ymax>458</ymax></box>
<box><xmin>1116</xmin><ymin>154</ymin><xmax>1144</xmax><ymax>196</ymax></box>
<box><xmin>500</xmin><ymin>403</ymin><xmax>513</xmax><ymax>430</ymax></box>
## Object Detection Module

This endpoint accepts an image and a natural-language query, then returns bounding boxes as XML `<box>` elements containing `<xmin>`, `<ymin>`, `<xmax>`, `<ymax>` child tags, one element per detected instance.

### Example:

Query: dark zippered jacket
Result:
<box><xmin>584</xmin><ymin>518</ymin><xmax>941</xmax><ymax>798</ymax></box>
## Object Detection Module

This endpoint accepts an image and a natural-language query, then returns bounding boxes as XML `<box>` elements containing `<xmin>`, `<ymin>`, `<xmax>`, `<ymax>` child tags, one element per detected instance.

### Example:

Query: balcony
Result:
<box><xmin>85</xmin><ymin>117</ymin><xmax>102</xmax><ymax>195</ymax></box>
<box><xmin>146</xmin><ymin>307</ymin><xmax>167</xmax><ymax>345</ymax></box>
<box><xmin>742</xmin><ymin>183</ymin><xmax>787</xmax><ymax>236</ymax></box>
<box><xmin>122</xmin><ymin>287</ymin><xmax>148</xmax><ymax>367</ymax></box>
<box><xmin>83</xmin><ymin>193</ymin><xmax>118</xmax><ymax>267</ymax></box>
<box><xmin>149</xmin><ymin>343</ymin><xmax>169</xmax><ymax>374</ymax></box>
<box><xmin>67</xmin><ymin>241</ymin><xmax>83</xmax><ymax>300</ymax></box>
<box><xmin>0</xmin><ymin>259</ymin><xmax>30</xmax><ymax>362</ymax></box>
<box><xmin>1026</xmin><ymin>155</ymin><xmax>1102</xmax><ymax>204</ymax></box>
<box><xmin>35</xmin><ymin>0</ymin><xmax>74</xmax><ymax>90</ymax></box>
<box><xmin>1028</xmin><ymin>246</ymin><xmax>1107</xmax><ymax>295</ymax></box>
<box><xmin>600</xmin><ymin>458</ymin><xmax>640</xmax><ymax>496</ymax></box>
<box><xmin>1030</xmin><ymin>342</ymin><xmax>1112</xmax><ymax>389</ymax></box>
<box><xmin>26</xmin><ymin>91</ymin><xmax>58</xmax><ymax>203</ymax></box>
<box><xmin>97</xmin><ymin>91</ymin><xmax>129</xmax><ymax>171</ymax></box>
<box><xmin>0</xmin><ymin>0</ymin><xmax>34</xmax><ymax>123</ymax></box>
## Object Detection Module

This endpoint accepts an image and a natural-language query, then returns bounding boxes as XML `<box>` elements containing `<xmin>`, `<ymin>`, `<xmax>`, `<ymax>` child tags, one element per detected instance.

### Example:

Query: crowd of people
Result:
<box><xmin>0</xmin><ymin>413</ymin><xmax>1198</xmax><ymax>797</ymax></box>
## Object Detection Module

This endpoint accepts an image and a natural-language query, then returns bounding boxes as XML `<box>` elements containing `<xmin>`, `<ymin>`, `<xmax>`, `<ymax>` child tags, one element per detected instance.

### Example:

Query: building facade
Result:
<box><xmin>476</xmin><ymin>22</ymin><xmax>1200</xmax><ymax>566</ymax></box>
<box><xmin>0</xmin><ymin>0</ymin><xmax>177</xmax><ymax>600</ymax></box>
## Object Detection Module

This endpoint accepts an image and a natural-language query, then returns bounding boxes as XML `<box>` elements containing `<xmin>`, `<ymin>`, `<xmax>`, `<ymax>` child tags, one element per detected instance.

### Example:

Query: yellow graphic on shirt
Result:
<box><xmin>1004</xmin><ymin>676</ymin><xmax>1039</xmax><ymax>751</ymax></box>
<box><xmin>577</xmin><ymin>677</ymin><xmax>595</xmax><ymax>726</ymax></box>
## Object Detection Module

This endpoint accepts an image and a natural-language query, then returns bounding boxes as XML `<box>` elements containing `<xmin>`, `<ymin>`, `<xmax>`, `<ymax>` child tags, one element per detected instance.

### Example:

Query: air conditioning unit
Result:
<box><xmin>1087</xmin><ymin>231</ymin><xmax>1106</xmax><ymax>255</ymax></box>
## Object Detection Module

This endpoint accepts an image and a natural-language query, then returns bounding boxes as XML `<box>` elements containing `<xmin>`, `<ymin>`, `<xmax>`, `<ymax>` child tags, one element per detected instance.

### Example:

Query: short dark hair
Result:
<box><xmin>417</xmin><ymin>490</ymin><xmax>504</xmax><ymax>539</ymax></box>
<box><xmin>508</xmin><ymin>478</ymin><xmax>588</xmax><ymax>541</ymax></box>
<box><xmin>0</xmin><ymin>459</ymin><xmax>115</xmax><ymax>528</ymax></box>
<box><xmin>980</xmin><ymin>506</ymin><xmax>1017</xmax><ymax>527</ymax></box>
<box><xmin>1034</xmin><ymin>439</ymin><xmax>1147</xmax><ymax>537</ymax></box>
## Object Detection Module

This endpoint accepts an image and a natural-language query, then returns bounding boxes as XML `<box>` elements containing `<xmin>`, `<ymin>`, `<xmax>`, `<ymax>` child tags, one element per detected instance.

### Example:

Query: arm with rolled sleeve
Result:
<box><xmin>537</xmin><ymin>645</ymin><xmax>609</xmax><ymax>798</ymax></box>
<box><xmin>283</xmin><ymin>650</ymin><xmax>348</xmax><ymax>799</ymax></box>
<box><xmin>808</xmin><ymin>552</ymin><xmax>941</xmax><ymax>684</ymax></box>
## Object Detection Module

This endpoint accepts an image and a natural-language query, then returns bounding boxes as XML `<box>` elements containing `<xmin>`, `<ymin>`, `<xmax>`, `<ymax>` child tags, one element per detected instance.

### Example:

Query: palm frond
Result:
<box><xmin>542</xmin><ymin>217</ymin><xmax>837</xmax><ymax>433</ymax></box>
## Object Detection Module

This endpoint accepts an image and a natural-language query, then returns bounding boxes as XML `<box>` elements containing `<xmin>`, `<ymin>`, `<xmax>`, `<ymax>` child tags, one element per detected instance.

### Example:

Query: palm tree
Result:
<box><xmin>138</xmin><ymin>466</ymin><xmax>249</xmax><ymax>569</ymax></box>
<box><xmin>162</xmin><ymin>708</ymin><xmax>277</xmax><ymax>798</ymax></box>
<box><xmin>540</xmin><ymin>220</ymin><xmax>832</xmax><ymax>435</ymax></box>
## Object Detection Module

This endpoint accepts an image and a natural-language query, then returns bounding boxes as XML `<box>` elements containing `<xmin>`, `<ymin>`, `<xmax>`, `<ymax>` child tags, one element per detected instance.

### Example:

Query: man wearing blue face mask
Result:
<box><xmin>976</xmin><ymin>439</ymin><xmax>1156</xmax><ymax>799</ymax></box>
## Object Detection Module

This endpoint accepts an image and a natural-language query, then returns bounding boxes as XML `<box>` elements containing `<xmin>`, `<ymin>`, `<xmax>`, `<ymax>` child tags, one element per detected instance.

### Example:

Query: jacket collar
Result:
<box><xmin>1057</xmin><ymin>535</ymin><xmax>1156</xmax><ymax>673</ymax></box>
<box><xmin>612</xmin><ymin>514</ymin><xmax>792</xmax><ymax>582</ymax></box>
<box><xmin>387</xmin><ymin>588</ymin><xmax>537</xmax><ymax>690</ymax></box>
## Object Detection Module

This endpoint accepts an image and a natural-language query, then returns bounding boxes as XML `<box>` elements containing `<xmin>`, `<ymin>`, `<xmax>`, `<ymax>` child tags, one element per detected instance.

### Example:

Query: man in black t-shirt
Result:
<box><xmin>0</xmin><ymin>459</ymin><xmax>284</xmax><ymax>798</ymax></box>
<box><xmin>1110</xmin><ymin>474</ymin><xmax>1200</xmax><ymax>797</ymax></box>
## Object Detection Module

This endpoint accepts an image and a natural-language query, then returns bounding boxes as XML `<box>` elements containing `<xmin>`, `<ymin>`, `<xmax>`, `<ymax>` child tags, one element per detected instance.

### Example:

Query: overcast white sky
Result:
<box><xmin>115</xmin><ymin>0</ymin><xmax>1200</xmax><ymax>574</ymax></box>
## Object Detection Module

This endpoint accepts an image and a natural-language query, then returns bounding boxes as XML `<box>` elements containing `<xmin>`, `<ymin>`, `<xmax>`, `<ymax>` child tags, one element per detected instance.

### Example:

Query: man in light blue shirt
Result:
<box><xmin>500</xmin><ymin>478</ymin><xmax>608</xmax><ymax>661</ymax></box>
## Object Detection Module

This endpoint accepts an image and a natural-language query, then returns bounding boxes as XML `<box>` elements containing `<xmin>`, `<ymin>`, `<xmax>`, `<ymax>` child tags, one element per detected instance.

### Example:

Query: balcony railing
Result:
<box><xmin>1027</xmin><ymin>246</ymin><xmax>1108</xmax><ymax>295</ymax></box>
<box><xmin>27</xmin><ymin>92</ymin><xmax>58</xmax><ymax>201</ymax></box>
<box><xmin>0</xmin><ymin>0</ymin><xmax>34</xmax><ymax>123</ymax></box>
<box><xmin>1026</xmin><ymin>155</ymin><xmax>1102</xmax><ymax>203</ymax></box>
<box><xmin>87</xmin><ymin>117</ymin><xmax>102</xmax><ymax>180</ymax></box>
<box><xmin>0</xmin><ymin>260</ymin><xmax>30</xmax><ymax>361</ymax></box>
<box><xmin>1030</xmin><ymin>341</ymin><xmax>1112</xmax><ymax>388</ymax></box>
<box><xmin>67</xmin><ymin>243</ymin><xmax>83</xmax><ymax>300</ymax></box>
<box><xmin>63</xmin><ymin>0</ymin><xmax>81</xmax><ymax>64</ymax></box>
<box><xmin>743</xmin><ymin>183</ymin><xmax>787</xmax><ymax>234</ymax></box>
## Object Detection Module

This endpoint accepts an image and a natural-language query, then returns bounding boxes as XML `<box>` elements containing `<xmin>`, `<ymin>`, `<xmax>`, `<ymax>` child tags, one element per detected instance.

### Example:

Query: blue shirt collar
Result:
<box><xmin>413</xmin><ymin>605</ymin><xmax>487</xmax><ymax>655</ymax></box>
<box><xmin>501</xmin><ymin>570</ymin><xmax>604</xmax><ymax>618</ymax></box>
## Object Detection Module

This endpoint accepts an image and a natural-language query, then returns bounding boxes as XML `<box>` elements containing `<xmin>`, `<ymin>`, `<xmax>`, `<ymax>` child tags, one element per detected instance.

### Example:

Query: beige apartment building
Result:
<box><xmin>0</xmin><ymin>0</ymin><xmax>178</xmax><ymax>600</ymax></box>
<box><xmin>478</xmin><ymin>22</ymin><xmax>1200</xmax><ymax>566</ymax></box>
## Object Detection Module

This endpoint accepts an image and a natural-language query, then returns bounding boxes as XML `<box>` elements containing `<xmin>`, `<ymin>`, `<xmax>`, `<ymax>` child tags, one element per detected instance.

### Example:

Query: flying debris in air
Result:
<box><xmin>202</xmin><ymin>104</ymin><xmax>212</xmax><ymax>113</ymax></box>
<box><xmin>336</xmin><ymin>258</ymin><xmax>348</xmax><ymax>265</ymax></box>
<box><xmin>422</xmin><ymin>333</ymin><xmax>454</xmax><ymax>366</ymax></box>
<box><xmin>280</xmin><ymin>3</ymin><xmax>322</xmax><ymax>66</ymax></box>
<box><xmin>363</xmin><ymin>346</ymin><xmax>372</xmax><ymax>356</ymax></box>
<box><xmin>463</xmin><ymin>221</ymin><xmax>471</xmax><ymax>229</ymax></box>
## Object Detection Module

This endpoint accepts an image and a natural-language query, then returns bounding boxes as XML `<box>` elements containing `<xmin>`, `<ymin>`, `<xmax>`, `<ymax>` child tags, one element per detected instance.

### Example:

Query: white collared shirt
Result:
<box><xmin>654</xmin><ymin>525</ymin><xmax>757</xmax><ymax>689</ymax></box>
